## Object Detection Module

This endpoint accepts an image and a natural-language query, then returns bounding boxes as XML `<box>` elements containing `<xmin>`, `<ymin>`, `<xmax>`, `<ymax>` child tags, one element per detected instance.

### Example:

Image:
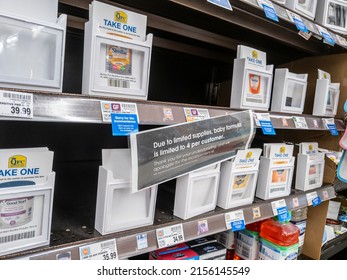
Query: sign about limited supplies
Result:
<box><xmin>130</xmin><ymin>111</ymin><xmax>255</xmax><ymax>192</ymax></box>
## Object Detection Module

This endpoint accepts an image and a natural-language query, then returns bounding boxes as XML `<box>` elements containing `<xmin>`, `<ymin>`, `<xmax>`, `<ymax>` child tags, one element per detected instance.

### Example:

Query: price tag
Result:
<box><xmin>207</xmin><ymin>0</ymin><xmax>233</xmax><ymax>11</ymax></box>
<box><xmin>100</xmin><ymin>101</ymin><xmax>138</xmax><ymax>122</ymax></box>
<box><xmin>0</xmin><ymin>90</ymin><xmax>33</xmax><ymax>119</ymax></box>
<box><xmin>271</xmin><ymin>199</ymin><xmax>290</xmax><ymax>222</ymax></box>
<box><xmin>198</xmin><ymin>220</ymin><xmax>209</xmax><ymax>235</ymax></box>
<box><xmin>254</xmin><ymin>113</ymin><xmax>276</xmax><ymax>135</ymax></box>
<box><xmin>323</xmin><ymin>118</ymin><xmax>339</xmax><ymax>136</ymax></box>
<box><xmin>286</xmin><ymin>10</ymin><xmax>308</xmax><ymax>33</ymax></box>
<box><xmin>183</xmin><ymin>107</ymin><xmax>210</xmax><ymax>122</ymax></box>
<box><xmin>257</xmin><ymin>0</ymin><xmax>279</xmax><ymax>22</ymax></box>
<box><xmin>252</xmin><ymin>207</ymin><xmax>261</xmax><ymax>219</ymax></box>
<box><xmin>307</xmin><ymin>191</ymin><xmax>321</xmax><ymax>206</ymax></box>
<box><xmin>298</xmin><ymin>30</ymin><xmax>312</xmax><ymax>40</ymax></box>
<box><xmin>156</xmin><ymin>224</ymin><xmax>185</xmax><ymax>249</ymax></box>
<box><xmin>335</xmin><ymin>34</ymin><xmax>347</xmax><ymax>48</ymax></box>
<box><xmin>79</xmin><ymin>239</ymin><xmax>118</xmax><ymax>260</ymax></box>
<box><xmin>292</xmin><ymin>116</ymin><xmax>308</xmax><ymax>129</ymax></box>
<box><xmin>136</xmin><ymin>233</ymin><xmax>148</xmax><ymax>250</ymax></box>
<box><xmin>225</xmin><ymin>210</ymin><xmax>245</xmax><ymax>231</ymax></box>
<box><xmin>316</xmin><ymin>25</ymin><xmax>335</xmax><ymax>46</ymax></box>
<box><xmin>323</xmin><ymin>190</ymin><xmax>329</xmax><ymax>200</ymax></box>
<box><xmin>292</xmin><ymin>197</ymin><xmax>300</xmax><ymax>208</ymax></box>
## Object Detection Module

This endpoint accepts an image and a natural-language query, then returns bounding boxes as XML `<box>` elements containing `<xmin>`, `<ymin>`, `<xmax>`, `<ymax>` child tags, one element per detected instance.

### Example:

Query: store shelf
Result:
<box><xmin>2</xmin><ymin>185</ymin><xmax>335</xmax><ymax>260</ymax></box>
<box><xmin>321</xmin><ymin>231</ymin><xmax>347</xmax><ymax>259</ymax></box>
<box><xmin>1</xmin><ymin>89</ymin><xmax>345</xmax><ymax>131</ymax></box>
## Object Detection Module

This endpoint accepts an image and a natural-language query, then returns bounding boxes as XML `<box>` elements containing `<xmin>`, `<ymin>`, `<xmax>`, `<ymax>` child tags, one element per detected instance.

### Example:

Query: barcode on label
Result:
<box><xmin>246</xmin><ymin>98</ymin><xmax>263</xmax><ymax>103</ymax></box>
<box><xmin>101</xmin><ymin>240</ymin><xmax>115</xmax><ymax>249</ymax></box>
<box><xmin>121</xmin><ymin>103</ymin><xmax>136</xmax><ymax>110</ymax></box>
<box><xmin>3</xmin><ymin>92</ymin><xmax>32</xmax><ymax>100</ymax></box>
<box><xmin>242</xmin><ymin>245</ymin><xmax>251</xmax><ymax>259</ymax></box>
<box><xmin>108</xmin><ymin>79</ymin><xmax>130</xmax><ymax>88</ymax></box>
<box><xmin>171</xmin><ymin>225</ymin><xmax>182</xmax><ymax>233</ymax></box>
<box><xmin>232</xmin><ymin>193</ymin><xmax>243</xmax><ymax>199</ymax></box>
<box><xmin>309</xmin><ymin>179</ymin><xmax>317</xmax><ymax>185</ymax></box>
<box><xmin>234</xmin><ymin>211</ymin><xmax>244</xmax><ymax>219</ymax></box>
<box><xmin>0</xmin><ymin>230</ymin><xmax>35</xmax><ymax>244</ymax></box>
<box><xmin>270</xmin><ymin>187</ymin><xmax>286</xmax><ymax>193</ymax></box>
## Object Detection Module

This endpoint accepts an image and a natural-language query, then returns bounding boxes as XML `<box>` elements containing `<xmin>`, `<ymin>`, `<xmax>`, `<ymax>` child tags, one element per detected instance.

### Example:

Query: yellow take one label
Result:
<box><xmin>8</xmin><ymin>155</ymin><xmax>27</xmax><ymax>168</ymax></box>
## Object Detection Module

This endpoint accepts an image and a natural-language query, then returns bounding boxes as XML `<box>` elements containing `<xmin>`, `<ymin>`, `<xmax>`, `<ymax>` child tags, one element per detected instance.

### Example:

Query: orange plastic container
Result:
<box><xmin>260</xmin><ymin>218</ymin><xmax>299</xmax><ymax>246</ymax></box>
<box><xmin>258</xmin><ymin>216</ymin><xmax>300</xmax><ymax>260</ymax></box>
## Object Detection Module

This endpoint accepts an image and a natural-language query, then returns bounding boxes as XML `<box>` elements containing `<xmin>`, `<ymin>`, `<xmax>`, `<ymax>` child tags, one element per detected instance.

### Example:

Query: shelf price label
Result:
<box><xmin>156</xmin><ymin>224</ymin><xmax>185</xmax><ymax>249</ymax></box>
<box><xmin>79</xmin><ymin>239</ymin><xmax>118</xmax><ymax>260</ymax></box>
<box><xmin>292</xmin><ymin>116</ymin><xmax>308</xmax><ymax>129</ymax></box>
<box><xmin>257</xmin><ymin>0</ymin><xmax>279</xmax><ymax>22</ymax></box>
<box><xmin>335</xmin><ymin>34</ymin><xmax>347</xmax><ymax>48</ymax></box>
<box><xmin>184</xmin><ymin>107</ymin><xmax>210</xmax><ymax>122</ymax></box>
<box><xmin>286</xmin><ymin>10</ymin><xmax>308</xmax><ymax>33</ymax></box>
<box><xmin>271</xmin><ymin>199</ymin><xmax>290</xmax><ymax>222</ymax></box>
<box><xmin>100</xmin><ymin>100</ymin><xmax>138</xmax><ymax>122</ymax></box>
<box><xmin>323</xmin><ymin>118</ymin><xmax>339</xmax><ymax>136</ymax></box>
<box><xmin>0</xmin><ymin>90</ymin><xmax>33</xmax><ymax>119</ymax></box>
<box><xmin>136</xmin><ymin>233</ymin><xmax>148</xmax><ymax>250</ymax></box>
<box><xmin>254</xmin><ymin>113</ymin><xmax>276</xmax><ymax>135</ymax></box>
<box><xmin>306</xmin><ymin>191</ymin><xmax>321</xmax><ymax>207</ymax></box>
<box><xmin>316</xmin><ymin>24</ymin><xmax>335</xmax><ymax>46</ymax></box>
<box><xmin>207</xmin><ymin>0</ymin><xmax>233</xmax><ymax>11</ymax></box>
<box><xmin>225</xmin><ymin>210</ymin><xmax>245</xmax><ymax>231</ymax></box>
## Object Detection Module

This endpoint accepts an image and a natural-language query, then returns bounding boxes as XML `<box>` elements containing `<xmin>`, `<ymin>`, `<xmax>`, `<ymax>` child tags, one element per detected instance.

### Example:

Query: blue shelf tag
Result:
<box><xmin>312</xmin><ymin>196</ymin><xmax>322</xmax><ymax>207</ymax></box>
<box><xmin>111</xmin><ymin>113</ymin><xmax>139</xmax><ymax>136</ymax></box>
<box><xmin>293</xmin><ymin>18</ymin><xmax>308</xmax><ymax>33</ymax></box>
<box><xmin>231</xmin><ymin>219</ymin><xmax>246</xmax><ymax>232</ymax></box>
<box><xmin>207</xmin><ymin>0</ymin><xmax>233</xmax><ymax>11</ymax></box>
<box><xmin>327</xmin><ymin>123</ymin><xmax>339</xmax><ymax>136</ymax></box>
<box><xmin>259</xmin><ymin>120</ymin><xmax>276</xmax><ymax>135</ymax></box>
<box><xmin>322</xmin><ymin>32</ymin><xmax>335</xmax><ymax>46</ymax></box>
<box><xmin>277</xmin><ymin>206</ymin><xmax>290</xmax><ymax>222</ymax></box>
<box><xmin>262</xmin><ymin>4</ymin><xmax>279</xmax><ymax>22</ymax></box>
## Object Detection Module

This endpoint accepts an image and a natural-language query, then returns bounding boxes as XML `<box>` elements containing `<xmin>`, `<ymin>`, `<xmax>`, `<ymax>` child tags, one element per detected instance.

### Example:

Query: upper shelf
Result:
<box><xmin>1</xmin><ymin>89</ymin><xmax>345</xmax><ymax>131</ymax></box>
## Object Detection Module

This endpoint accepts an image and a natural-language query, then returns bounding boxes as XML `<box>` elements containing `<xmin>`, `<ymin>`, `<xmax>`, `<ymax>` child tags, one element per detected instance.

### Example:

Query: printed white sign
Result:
<box><xmin>100</xmin><ymin>101</ymin><xmax>138</xmax><ymax>122</ymax></box>
<box><xmin>79</xmin><ymin>239</ymin><xmax>118</xmax><ymax>260</ymax></box>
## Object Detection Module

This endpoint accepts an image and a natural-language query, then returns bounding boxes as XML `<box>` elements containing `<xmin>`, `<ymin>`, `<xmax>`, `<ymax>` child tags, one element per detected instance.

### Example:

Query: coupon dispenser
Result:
<box><xmin>82</xmin><ymin>1</ymin><xmax>153</xmax><ymax>99</ymax></box>
<box><xmin>316</xmin><ymin>0</ymin><xmax>347</xmax><ymax>34</ymax></box>
<box><xmin>256</xmin><ymin>144</ymin><xmax>295</xmax><ymax>200</ymax></box>
<box><xmin>174</xmin><ymin>163</ymin><xmax>220</xmax><ymax>220</ymax></box>
<box><xmin>285</xmin><ymin>0</ymin><xmax>318</xmax><ymax>20</ymax></box>
<box><xmin>95</xmin><ymin>149</ymin><xmax>157</xmax><ymax>234</ymax></box>
<box><xmin>295</xmin><ymin>143</ymin><xmax>325</xmax><ymax>191</ymax></box>
<box><xmin>313</xmin><ymin>69</ymin><xmax>340</xmax><ymax>117</ymax></box>
<box><xmin>217</xmin><ymin>149</ymin><xmax>262</xmax><ymax>209</ymax></box>
<box><xmin>0</xmin><ymin>0</ymin><xmax>66</xmax><ymax>92</ymax></box>
<box><xmin>0</xmin><ymin>148</ymin><xmax>55</xmax><ymax>256</ymax></box>
<box><xmin>271</xmin><ymin>68</ymin><xmax>308</xmax><ymax>114</ymax></box>
<box><xmin>230</xmin><ymin>45</ymin><xmax>274</xmax><ymax>111</ymax></box>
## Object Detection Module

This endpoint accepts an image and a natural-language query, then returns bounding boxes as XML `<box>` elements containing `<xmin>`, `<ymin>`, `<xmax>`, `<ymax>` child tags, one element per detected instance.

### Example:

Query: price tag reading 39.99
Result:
<box><xmin>156</xmin><ymin>224</ymin><xmax>185</xmax><ymax>249</ymax></box>
<box><xmin>0</xmin><ymin>90</ymin><xmax>33</xmax><ymax>119</ymax></box>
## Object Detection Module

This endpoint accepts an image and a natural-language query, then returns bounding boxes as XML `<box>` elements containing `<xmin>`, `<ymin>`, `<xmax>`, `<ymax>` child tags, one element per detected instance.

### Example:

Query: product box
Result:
<box><xmin>0</xmin><ymin>147</ymin><xmax>55</xmax><ymax>256</ymax></box>
<box><xmin>94</xmin><ymin>149</ymin><xmax>157</xmax><ymax>235</ymax></box>
<box><xmin>271</xmin><ymin>68</ymin><xmax>308</xmax><ymax>114</ymax></box>
<box><xmin>0</xmin><ymin>0</ymin><xmax>66</xmax><ymax>92</ymax></box>
<box><xmin>217</xmin><ymin>149</ymin><xmax>262</xmax><ymax>209</ymax></box>
<box><xmin>186</xmin><ymin>235</ymin><xmax>217</xmax><ymax>248</ymax></box>
<box><xmin>234</xmin><ymin>229</ymin><xmax>260</xmax><ymax>260</ymax></box>
<box><xmin>256</xmin><ymin>144</ymin><xmax>295</xmax><ymax>200</ymax></box>
<box><xmin>82</xmin><ymin>0</ymin><xmax>153</xmax><ymax>99</ymax></box>
<box><xmin>174</xmin><ymin>163</ymin><xmax>221</xmax><ymax>220</ymax></box>
<box><xmin>149</xmin><ymin>243</ymin><xmax>189</xmax><ymax>259</ymax></box>
<box><xmin>312</xmin><ymin>69</ymin><xmax>340</xmax><ymax>117</ymax></box>
<box><xmin>258</xmin><ymin>238</ymin><xmax>299</xmax><ymax>260</ymax></box>
<box><xmin>191</xmin><ymin>242</ymin><xmax>226</xmax><ymax>260</ymax></box>
<box><xmin>216</xmin><ymin>230</ymin><xmax>235</xmax><ymax>250</ymax></box>
<box><xmin>154</xmin><ymin>249</ymin><xmax>199</xmax><ymax>260</ymax></box>
<box><xmin>230</xmin><ymin>45</ymin><xmax>274</xmax><ymax>111</ymax></box>
<box><xmin>284</xmin><ymin>0</ymin><xmax>318</xmax><ymax>20</ymax></box>
<box><xmin>295</xmin><ymin>142</ymin><xmax>325</xmax><ymax>191</ymax></box>
<box><xmin>316</xmin><ymin>0</ymin><xmax>347</xmax><ymax>34</ymax></box>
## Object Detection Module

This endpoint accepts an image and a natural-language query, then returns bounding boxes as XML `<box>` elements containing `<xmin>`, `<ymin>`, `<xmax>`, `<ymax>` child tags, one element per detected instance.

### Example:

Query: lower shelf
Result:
<box><xmin>2</xmin><ymin>185</ymin><xmax>335</xmax><ymax>260</ymax></box>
